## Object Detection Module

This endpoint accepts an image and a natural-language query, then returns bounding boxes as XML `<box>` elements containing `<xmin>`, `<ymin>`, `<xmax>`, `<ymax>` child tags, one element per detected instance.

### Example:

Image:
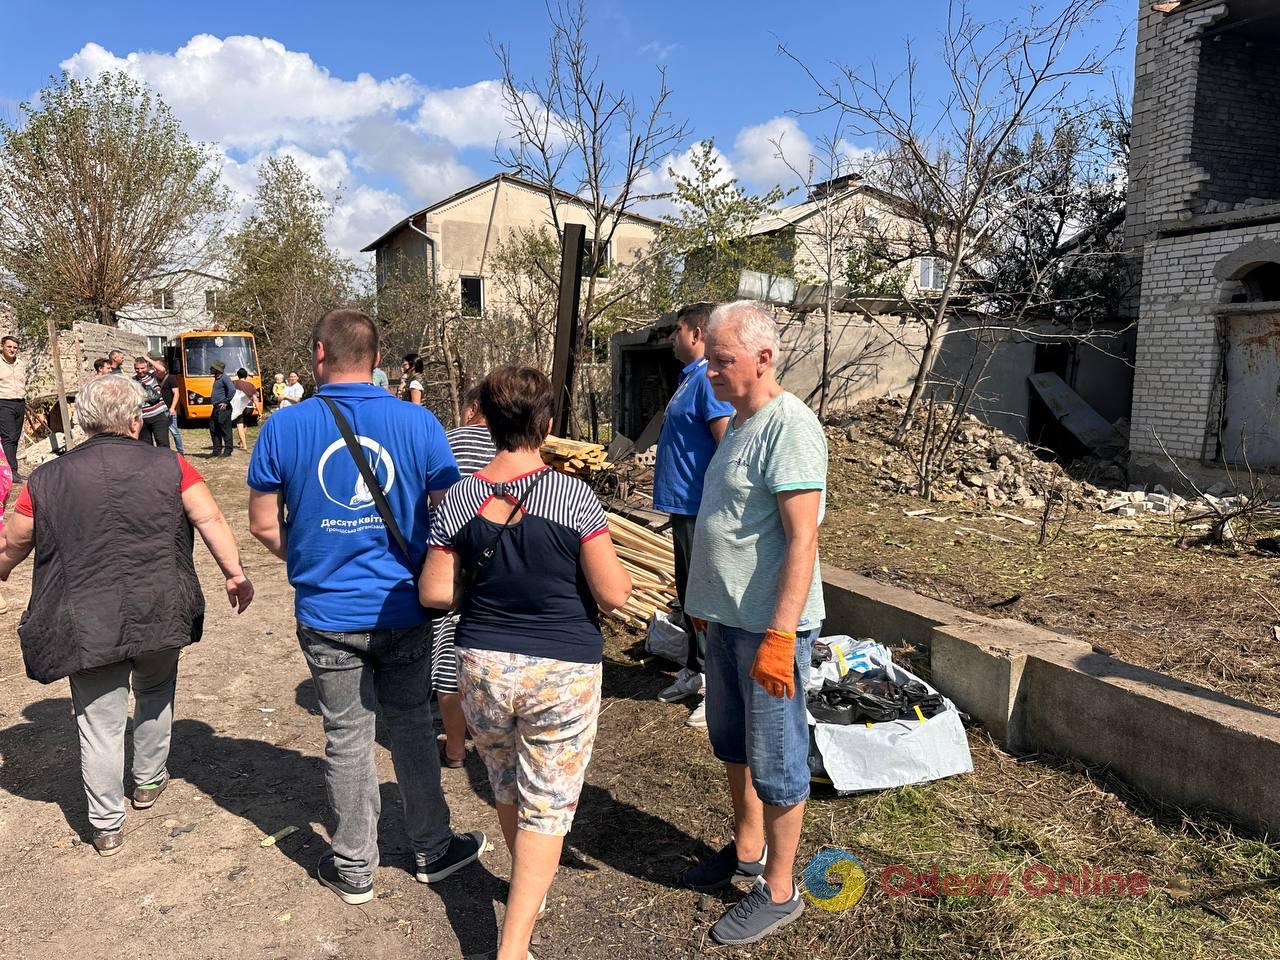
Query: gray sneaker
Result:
<box><xmin>710</xmin><ymin>877</ymin><xmax>804</xmax><ymax>945</ymax></box>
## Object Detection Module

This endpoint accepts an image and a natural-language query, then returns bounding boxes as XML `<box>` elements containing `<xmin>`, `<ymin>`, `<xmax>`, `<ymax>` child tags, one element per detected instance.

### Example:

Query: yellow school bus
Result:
<box><xmin>165</xmin><ymin>330</ymin><xmax>262</xmax><ymax>422</ymax></box>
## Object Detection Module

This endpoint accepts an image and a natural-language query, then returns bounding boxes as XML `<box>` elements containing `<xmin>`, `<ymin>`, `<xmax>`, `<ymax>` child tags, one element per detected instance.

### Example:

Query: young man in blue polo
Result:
<box><xmin>246</xmin><ymin>308</ymin><xmax>485</xmax><ymax>904</ymax></box>
<box><xmin>652</xmin><ymin>301</ymin><xmax>734</xmax><ymax>728</ymax></box>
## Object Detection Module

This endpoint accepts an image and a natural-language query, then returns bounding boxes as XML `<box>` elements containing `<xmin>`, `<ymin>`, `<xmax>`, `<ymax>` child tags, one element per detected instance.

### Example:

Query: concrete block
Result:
<box><xmin>930</xmin><ymin>619</ymin><xmax>1090</xmax><ymax>746</ymax></box>
<box><xmin>821</xmin><ymin>567</ymin><xmax>982</xmax><ymax>650</ymax></box>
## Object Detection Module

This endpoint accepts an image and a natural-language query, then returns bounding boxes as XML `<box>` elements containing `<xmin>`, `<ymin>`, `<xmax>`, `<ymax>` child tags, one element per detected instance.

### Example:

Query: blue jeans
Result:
<box><xmin>705</xmin><ymin>623</ymin><xmax>818</xmax><ymax>807</ymax></box>
<box><xmin>297</xmin><ymin>622</ymin><xmax>453</xmax><ymax>885</ymax></box>
<box><xmin>168</xmin><ymin>416</ymin><xmax>184</xmax><ymax>453</ymax></box>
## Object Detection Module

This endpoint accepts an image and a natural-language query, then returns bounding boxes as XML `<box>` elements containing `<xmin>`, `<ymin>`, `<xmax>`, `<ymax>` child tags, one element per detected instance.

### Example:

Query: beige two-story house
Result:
<box><xmin>362</xmin><ymin>173</ymin><xmax>660</xmax><ymax>316</ymax></box>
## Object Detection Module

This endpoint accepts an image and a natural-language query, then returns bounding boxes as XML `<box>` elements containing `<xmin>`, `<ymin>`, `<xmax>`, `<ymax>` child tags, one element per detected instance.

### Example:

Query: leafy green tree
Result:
<box><xmin>223</xmin><ymin>155</ymin><xmax>354</xmax><ymax>378</ymax></box>
<box><xmin>0</xmin><ymin>71</ymin><xmax>229</xmax><ymax>328</ymax></box>
<box><xmin>659</xmin><ymin>141</ymin><xmax>791</xmax><ymax>305</ymax></box>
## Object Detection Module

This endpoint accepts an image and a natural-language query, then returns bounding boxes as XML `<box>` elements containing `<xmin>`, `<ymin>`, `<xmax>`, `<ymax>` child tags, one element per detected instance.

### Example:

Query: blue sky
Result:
<box><xmin>0</xmin><ymin>0</ymin><xmax>1135</xmax><ymax>257</ymax></box>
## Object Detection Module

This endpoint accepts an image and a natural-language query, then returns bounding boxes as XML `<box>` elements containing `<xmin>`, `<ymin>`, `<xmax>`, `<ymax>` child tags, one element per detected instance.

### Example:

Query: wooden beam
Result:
<box><xmin>551</xmin><ymin>222</ymin><xmax>585</xmax><ymax>436</ymax></box>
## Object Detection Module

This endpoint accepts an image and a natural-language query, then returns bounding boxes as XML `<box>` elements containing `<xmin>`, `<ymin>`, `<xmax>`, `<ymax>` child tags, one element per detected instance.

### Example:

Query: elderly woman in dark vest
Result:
<box><xmin>0</xmin><ymin>375</ymin><xmax>255</xmax><ymax>856</ymax></box>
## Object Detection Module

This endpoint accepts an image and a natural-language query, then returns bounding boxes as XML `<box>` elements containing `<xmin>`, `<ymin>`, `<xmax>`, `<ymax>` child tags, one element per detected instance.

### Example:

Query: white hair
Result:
<box><xmin>78</xmin><ymin>373</ymin><xmax>146</xmax><ymax>435</ymax></box>
<box><xmin>706</xmin><ymin>300</ymin><xmax>780</xmax><ymax>359</ymax></box>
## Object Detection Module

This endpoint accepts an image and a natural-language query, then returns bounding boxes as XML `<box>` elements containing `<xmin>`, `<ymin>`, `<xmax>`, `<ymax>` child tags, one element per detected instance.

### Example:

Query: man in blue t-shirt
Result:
<box><xmin>246</xmin><ymin>309</ymin><xmax>484</xmax><ymax>905</ymax></box>
<box><xmin>652</xmin><ymin>302</ymin><xmax>735</xmax><ymax>727</ymax></box>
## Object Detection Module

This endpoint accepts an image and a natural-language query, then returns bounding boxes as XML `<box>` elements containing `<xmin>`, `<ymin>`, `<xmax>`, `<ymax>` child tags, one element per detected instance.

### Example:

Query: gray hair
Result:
<box><xmin>78</xmin><ymin>374</ymin><xmax>146</xmax><ymax>435</ymax></box>
<box><xmin>706</xmin><ymin>300</ymin><xmax>780</xmax><ymax>359</ymax></box>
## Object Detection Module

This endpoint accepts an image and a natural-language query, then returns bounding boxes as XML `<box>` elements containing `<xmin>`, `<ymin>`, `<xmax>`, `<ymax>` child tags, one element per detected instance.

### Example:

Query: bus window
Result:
<box><xmin>182</xmin><ymin>335</ymin><xmax>258</xmax><ymax>375</ymax></box>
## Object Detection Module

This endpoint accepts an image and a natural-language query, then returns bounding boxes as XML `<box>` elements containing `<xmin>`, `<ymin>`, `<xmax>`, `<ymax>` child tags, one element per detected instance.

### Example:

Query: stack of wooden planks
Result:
<box><xmin>604</xmin><ymin>512</ymin><xmax>677</xmax><ymax>629</ymax></box>
<box><xmin>541</xmin><ymin>435</ymin><xmax>612</xmax><ymax>477</ymax></box>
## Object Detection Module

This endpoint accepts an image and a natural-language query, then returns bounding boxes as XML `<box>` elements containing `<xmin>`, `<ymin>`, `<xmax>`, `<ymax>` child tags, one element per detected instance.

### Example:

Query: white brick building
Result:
<box><xmin>1127</xmin><ymin>0</ymin><xmax>1280</xmax><ymax>477</ymax></box>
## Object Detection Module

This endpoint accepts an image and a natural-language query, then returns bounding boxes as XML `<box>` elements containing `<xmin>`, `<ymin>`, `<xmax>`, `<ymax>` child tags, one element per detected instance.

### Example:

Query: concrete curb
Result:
<box><xmin>823</xmin><ymin>568</ymin><xmax>1280</xmax><ymax>833</ymax></box>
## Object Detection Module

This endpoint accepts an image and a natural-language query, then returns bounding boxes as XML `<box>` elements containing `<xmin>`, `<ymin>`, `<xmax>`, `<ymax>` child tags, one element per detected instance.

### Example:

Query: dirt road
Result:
<box><xmin>2</xmin><ymin>436</ymin><xmax>1277</xmax><ymax>960</ymax></box>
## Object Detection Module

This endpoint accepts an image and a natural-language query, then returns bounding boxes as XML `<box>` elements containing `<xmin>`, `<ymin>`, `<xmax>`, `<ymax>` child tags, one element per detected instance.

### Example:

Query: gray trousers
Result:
<box><xmin>298</xmin><ymin>623</ymin><xmax>452</xmax><ymax>886</ymax></box>
<box><xmin>68</xmin><ymin>648</ymin><xmax>180</xmax><ymax>832</ymax></box>
<box><xmin>669</xmin><ymin>513</ymin><xmax>704</xmax><ymax>674</ymax></box>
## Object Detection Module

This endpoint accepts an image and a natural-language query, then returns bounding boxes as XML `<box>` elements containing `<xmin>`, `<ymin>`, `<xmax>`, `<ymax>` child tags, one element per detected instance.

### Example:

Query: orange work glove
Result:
<box><xmin>750</xmin><ymin>628</ymin><xmax>798</xmax><ymax>699</ymax></box>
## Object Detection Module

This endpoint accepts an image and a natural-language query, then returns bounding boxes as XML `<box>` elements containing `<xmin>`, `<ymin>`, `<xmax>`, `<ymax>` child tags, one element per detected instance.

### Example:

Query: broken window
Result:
<box><xmin>1239</xmin><ymin>263</ymin><xmax>1280</xmax><ymax>303</ymax></box>
<box><xmin>152</xmin><ymin>289</ymin><xmax>174</xmax><ymax>310</ymax></box>
<box><xmin>460</xmin><ymin>276</ymin><xmax>484</xmax><ymax>317</ymax></box>
<box><xmin>583</xmin><ymin>239</ymin><xmax>612</xmax><ymax>277</ymax></box>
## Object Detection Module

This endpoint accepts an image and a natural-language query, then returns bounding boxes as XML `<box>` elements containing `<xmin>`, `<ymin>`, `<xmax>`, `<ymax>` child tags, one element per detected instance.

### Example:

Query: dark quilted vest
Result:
<box><xmin>18</xmin><ymin>433</ymin><xmax>205</xmax><ymax>683</ymax></box>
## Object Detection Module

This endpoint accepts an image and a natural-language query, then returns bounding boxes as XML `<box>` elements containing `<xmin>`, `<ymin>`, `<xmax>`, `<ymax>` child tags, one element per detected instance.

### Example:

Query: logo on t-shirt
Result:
<box><xmin>317</xmin><ymin>436</ymin><xmax>397</xmax><ymax>510</ymax></box>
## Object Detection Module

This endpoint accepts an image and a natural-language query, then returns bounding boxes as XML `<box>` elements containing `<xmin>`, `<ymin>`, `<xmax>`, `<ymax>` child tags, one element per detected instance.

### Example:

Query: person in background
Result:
<box><xmin>681</xmin><ymin>301</ymin><xmax>827</xmax><ymax>947</ymax></box>
<box><xmin>107</xmin><ymin>350</ymin><xmax>126</xmax><ymax>374</ymax></box>
<box><xmin>0</xmin><ymin>374</ymin><xmax>253</xmax><ymax>856</ymax></box>
<box><xmin>132</xmin><ymin>357</ymin><xmax>171</xmax><ymax>448</ymax></box>
<box><xmin>284</xmin><ymin>372</ymin><xmax>305</xmax><ymax>405</ymax></box>
<box><xmin>209</xmin><ymin>361</ymin><xmax>235</xmax><ymax>457</ymax></box>
<box><xmin>399</xmin><ymin>354</ymin><xmax>425</xmax><ymax>404</ymax></box>
<box><xmin>160</xmin><ymin>366</ymin><xmax>185</xmax><ymax>453</ymax></box>
<box><xmin>271</xmin><ymin>373</ymin><xmax>288</xmax><ymax>408</ymax></box>
<box><xmin>371</xmin><ymin>365</ymin><xmax>391</xmax><ymax>393</ymax></box>
<box><xmin>248</xmin><ymin>308</ymin><xmax>483</xmax><ymax>906</ymax></box>
<box><xmin>92</xmin><ymin>358</ymin><xmax>110</xmax><ymax>376</ymax></box>
<box><xmin>0</xmin><ymin>336</ymin><xmax>27</xmax><ymax>481</ymax></box>
<box><xmin>232</xmin><ymin>367</ymin><xmax>257</xmax><ymax>451</ymax></box>
<box><xmin>421</xmin><ymin>366</ymin><xmax>631</xmax><ymax>960</ymax></box>
<box><xmin>431</xmin><ymin>383</ymin><xmax>497</xmax><ymax>769</ymax></box>
<box><xmin>653</xmin><ymin>302</ymin><xmax>734</xmax><ymax>728</ymax></box>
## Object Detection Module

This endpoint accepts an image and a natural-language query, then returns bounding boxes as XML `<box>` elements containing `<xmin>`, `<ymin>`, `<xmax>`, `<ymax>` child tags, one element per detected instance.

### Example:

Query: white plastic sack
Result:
<box><xmin>809</xmin><ymin>636</ymin><xmax>896</xmax><ymax>689</ymax></box>
<box><xmin>230</xmin><ymin>389</ymin><xmax>250</xmax><ymax>420</ymax></box>
<box><xmin>808</xmin><ymin>656</ymin><xmax>973</xmax><ymax>793</ymax></box>
<box><xmin>645</xmin><ymin>611</ymin><xmax>689</xmax><ymax>665</ymax></box>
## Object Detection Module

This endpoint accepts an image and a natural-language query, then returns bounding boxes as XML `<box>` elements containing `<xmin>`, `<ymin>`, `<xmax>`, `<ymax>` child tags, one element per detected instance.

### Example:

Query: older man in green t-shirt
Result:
<box><xmin>683</xmin><ymin>300</ymin><xmax>827</xmax><ymax>946</ymax></box>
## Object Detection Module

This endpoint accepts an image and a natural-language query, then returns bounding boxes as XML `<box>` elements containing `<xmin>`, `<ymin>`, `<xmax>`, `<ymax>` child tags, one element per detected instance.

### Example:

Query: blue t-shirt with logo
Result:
<box><xmin>652</xmin><ymin>358</ymin><xmax>735</xmax><ymax>516</ymax></box>
<box><xmin>247</xmin><ymin>382</ymin><xmax>460</xmax><ymax>632</ymax></box>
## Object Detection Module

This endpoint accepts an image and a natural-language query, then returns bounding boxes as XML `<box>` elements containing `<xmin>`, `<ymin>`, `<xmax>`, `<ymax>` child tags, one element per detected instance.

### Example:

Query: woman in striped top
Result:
<box><xmin>420</xmin><ymin>367</ymin><xmax>631</xmax><ymax>960</ymax></box>
<box><xmin>432</xmin><ymin>385</ymin><xmax>498</xmax><ymax>767</ymax></box>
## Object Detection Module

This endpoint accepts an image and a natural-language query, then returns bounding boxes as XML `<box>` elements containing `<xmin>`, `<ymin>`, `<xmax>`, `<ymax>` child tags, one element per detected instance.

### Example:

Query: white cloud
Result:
<box><xmin>61</xmin><ymin>35</ymin><xmax>418</xmax><ymax>151</ymax></box>
<box><xmin>415</xmin><ymin>79</ymin><xmax>512</xmax><ymax>150</ymax></box>
<box><xmin>632</xmin><ymin>141</ymin><xmax>737</xmax><ymax>217</ymax></box>
<box><xmin>733</xmin><ymin>116</ymin><xmax>813</xmax><ymax>185</ymax></box>
<box><xmin>638</xmin><ymin>41</ymin><xmax>678</xmax><ymax>62</ymax></box>
<box><xmin>57</xmin><ymin>34</ymin><xmax>494</xmax><ymax>259</ymax></box>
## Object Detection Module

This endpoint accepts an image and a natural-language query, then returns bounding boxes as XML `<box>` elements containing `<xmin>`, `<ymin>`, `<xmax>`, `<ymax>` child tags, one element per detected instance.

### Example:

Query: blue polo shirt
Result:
<box><xmin>247</xmin><ymin>382</ymin><xmax>460</xmax><ymax>632</ymax></box>
<box><xmin>652</xmin><ymin>357</ymin><xmax>735</xmax><ymax>516</ymax></box>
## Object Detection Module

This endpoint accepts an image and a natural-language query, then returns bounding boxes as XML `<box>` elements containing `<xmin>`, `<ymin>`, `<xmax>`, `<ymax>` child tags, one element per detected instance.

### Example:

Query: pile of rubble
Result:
<box><xmin>840</xmin><ymin>398</ymin><xmax>1115</xmax><ymax>510</ymax></box>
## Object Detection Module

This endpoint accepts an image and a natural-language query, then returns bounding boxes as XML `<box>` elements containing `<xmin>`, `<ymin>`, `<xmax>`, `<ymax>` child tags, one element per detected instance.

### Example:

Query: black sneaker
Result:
<box><xmin>316</xmin><ymin>853</ymin><xmax>374</xmax><ymax>905</ymax></box>
<box><xmin>415</xmin><ymin>830</ymin><xmax>485</xmax><ymax>883</ymax></box>
<box><xmin>710</xmin><ymin>877</ymin><xmax>804</xmax><ymax>945</ymax></box>
<box><xmin>682</xmin><ymin>840</ymin><xmax>767</xmax><ymax>890</ymax></box>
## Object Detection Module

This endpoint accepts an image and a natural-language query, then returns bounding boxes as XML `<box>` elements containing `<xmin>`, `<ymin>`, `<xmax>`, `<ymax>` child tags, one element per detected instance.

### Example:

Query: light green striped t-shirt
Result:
<box><xmin>686</xmin><ymin>391</ymin><xmax>827</xmax><ymax>633</ymax></box>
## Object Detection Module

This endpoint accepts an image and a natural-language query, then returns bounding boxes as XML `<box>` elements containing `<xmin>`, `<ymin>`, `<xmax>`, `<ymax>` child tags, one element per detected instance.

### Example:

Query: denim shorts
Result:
<box><xmin>704</xmin><ymin>622</ymin><xmax>818</xmax><ymax>807</ymax></box>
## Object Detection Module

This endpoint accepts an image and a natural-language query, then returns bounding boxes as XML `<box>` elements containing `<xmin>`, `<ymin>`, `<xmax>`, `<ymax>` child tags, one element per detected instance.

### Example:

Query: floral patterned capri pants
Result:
<box><xmin>459</xmin><ymin>647</ymin><xmax>603</xmax><ymax>836</ymax></box>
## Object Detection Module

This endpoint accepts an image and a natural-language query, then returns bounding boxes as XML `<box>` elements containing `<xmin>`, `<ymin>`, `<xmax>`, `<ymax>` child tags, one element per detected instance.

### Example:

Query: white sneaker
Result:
<box><xmin>658</xmin><ymin>668</ymin><xmax>704</xmax><ymax>703</ymax></box>
<box><xmin>686</xmin><ymin>698</ymin><xmax>707</xmax><ymax>728</ymax></box>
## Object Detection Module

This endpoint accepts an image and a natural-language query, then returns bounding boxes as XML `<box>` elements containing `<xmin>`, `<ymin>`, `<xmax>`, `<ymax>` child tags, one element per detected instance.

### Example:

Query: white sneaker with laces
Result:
<box><xmin>657</xmin><ymin>668</ymin><xmax>704</xmax><ymax>703</ymax></box>
<box><xmin>686</xmin><ymin>698</ymin><xmax>707</xmax><ymax>728</ymax></box>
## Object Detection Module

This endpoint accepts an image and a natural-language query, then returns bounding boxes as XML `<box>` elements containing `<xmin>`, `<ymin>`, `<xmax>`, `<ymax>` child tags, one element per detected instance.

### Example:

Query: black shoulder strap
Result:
<box><xmin>320</xmin><ymin>396</ymin><xmax>418</xmax><ymax>575</ymax></box>
<box><xmin>473</xmin><ymin>468</ymin><xmax>552</xmax><ymax>575</ymax></box>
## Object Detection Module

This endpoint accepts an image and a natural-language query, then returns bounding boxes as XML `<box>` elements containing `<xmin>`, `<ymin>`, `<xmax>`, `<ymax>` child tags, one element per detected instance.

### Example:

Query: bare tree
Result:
<box><xmin>495</xmin><ymin>0</ymin><xmax>687</xmax><ymax>433</ymax></box>
<box><xmin>774</xmin><ymin>123</ymin><xmax>871</xmax><ymax>420</ymax></box>
<box><xmin>0</xmin><ymin>71</ymin><xmax>229</xmax><ymax>327</ymax></box>
<box><xmin>783</xmin><ymin>0</ymin><xmax>1123</xmax><ymax>446</ymax></box>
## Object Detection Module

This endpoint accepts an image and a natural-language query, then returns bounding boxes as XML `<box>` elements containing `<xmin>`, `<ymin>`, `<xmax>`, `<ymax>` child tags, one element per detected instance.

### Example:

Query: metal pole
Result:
<box><xmin>551</xmin><ymin>222</ymin><xmax>586</xmax><ymax>436</ymax></box>
<box><xmin>47</xmin><ymin>314</ymin><xmax>73</xmax><ymax>453</ymax></box>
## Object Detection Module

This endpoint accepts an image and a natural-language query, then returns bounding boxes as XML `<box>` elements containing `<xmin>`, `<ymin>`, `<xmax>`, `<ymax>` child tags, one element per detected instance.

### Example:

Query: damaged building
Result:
<box><xmin>1127</xmin><ymin>0</ymin><xmax>1280</xmax><ymax>478</ymax></box>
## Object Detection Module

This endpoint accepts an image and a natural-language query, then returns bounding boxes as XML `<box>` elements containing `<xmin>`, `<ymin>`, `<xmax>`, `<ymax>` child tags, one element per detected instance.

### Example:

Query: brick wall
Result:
<box><xmin>1190</xmin><ymin>32</ymin><xmax>1280</xmax><ymax>213</ymax></box>
<box><xmin>1129</xmin><ymin>220</ymin><xmax>1280</xmax><ymax>460</ymax></box>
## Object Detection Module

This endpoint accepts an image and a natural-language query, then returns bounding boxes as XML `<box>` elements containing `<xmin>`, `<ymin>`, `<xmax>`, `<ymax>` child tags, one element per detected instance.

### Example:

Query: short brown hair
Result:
<box><xmin>479</xmin><ymin>366</ymin><xmax>554</xmax><ymax>452</ymax></box>
<box><xmin>462</xmin><ymin>382</ymin><xmax>484</xmax><ymax>411</ymax></box>
<box><xmin>676</xmin><ymin>301</ymin><xmax>715</xmax><ymax>330</ymax></box>
<box><xmin>313</xmin><ymin>308</ymin><xmax>378</xmax><ymax>373</ymax></box>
